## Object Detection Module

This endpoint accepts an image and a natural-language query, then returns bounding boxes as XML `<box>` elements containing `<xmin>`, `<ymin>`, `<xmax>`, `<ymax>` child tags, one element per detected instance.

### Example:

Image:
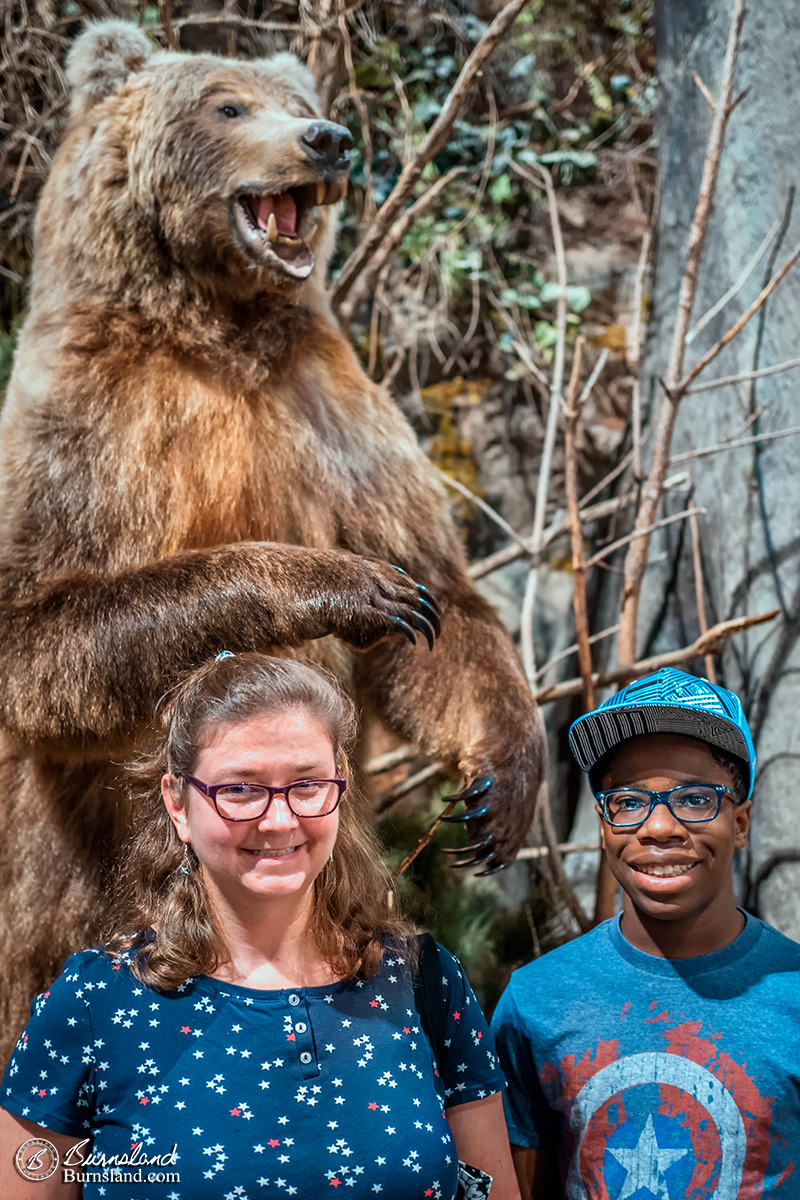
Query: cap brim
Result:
<box><xmin>569</xmin><ymin>703</ymin><xmax>751</xmax><ymax>774</ymax></box>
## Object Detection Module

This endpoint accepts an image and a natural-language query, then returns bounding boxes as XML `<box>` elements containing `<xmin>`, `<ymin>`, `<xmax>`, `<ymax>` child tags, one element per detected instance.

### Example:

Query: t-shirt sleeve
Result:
<box><xmin>428</xmin><ymin>943</ymin><xmax>506</xmax><ymax>1108</ymax></box>
<box><xmin>1</xmin><ymin>952</ymin><xmax>97</xmax><ymax>1136</ymax></box>
<box><xmin>491</xmin><ymin>978</ymin><xmax>559</xmax><ymax>1149</ymax></box>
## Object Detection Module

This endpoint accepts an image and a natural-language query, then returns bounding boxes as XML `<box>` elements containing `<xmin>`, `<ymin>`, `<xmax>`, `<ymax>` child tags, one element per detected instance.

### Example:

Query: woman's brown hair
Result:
<box><xmin>105</xmin><ymin>652</ymin><xmax>412</xmax><ymax>989</ymax></box>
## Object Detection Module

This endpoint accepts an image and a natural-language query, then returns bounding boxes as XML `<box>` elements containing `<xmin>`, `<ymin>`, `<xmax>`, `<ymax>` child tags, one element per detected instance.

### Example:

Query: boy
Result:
<box><xmin>492</xmin><ymin>667</ymin><xmax>800</xmax><ymax>1198</ymax></box>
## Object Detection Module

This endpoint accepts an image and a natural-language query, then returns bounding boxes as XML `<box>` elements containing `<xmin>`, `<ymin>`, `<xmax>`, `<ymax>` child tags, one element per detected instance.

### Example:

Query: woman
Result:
<box><xmin>1</xmin><ymin>653</ymin><xmax>520</xmax><ymax>1198</ymax></box>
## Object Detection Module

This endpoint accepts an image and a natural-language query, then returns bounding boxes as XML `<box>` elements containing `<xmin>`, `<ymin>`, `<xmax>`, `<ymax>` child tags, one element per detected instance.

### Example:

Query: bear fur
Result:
<box><xmin>0</xmin><ymin>20</ymin><xmax>546</xmax><ymax>1058</ymax></box>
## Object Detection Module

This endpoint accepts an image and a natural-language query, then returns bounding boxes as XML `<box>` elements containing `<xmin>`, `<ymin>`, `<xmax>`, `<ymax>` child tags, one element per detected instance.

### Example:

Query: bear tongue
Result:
<box><xmin>256</xmin><ymin>193</ymin><xmax>297</xmax><ymax>237</ymax></box>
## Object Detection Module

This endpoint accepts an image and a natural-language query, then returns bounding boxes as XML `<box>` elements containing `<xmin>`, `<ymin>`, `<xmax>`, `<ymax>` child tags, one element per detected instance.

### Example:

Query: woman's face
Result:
<box><xmin>162</xmin><ymin>707</ymin><xmax>340</xmax><ymax>921</ymax></box>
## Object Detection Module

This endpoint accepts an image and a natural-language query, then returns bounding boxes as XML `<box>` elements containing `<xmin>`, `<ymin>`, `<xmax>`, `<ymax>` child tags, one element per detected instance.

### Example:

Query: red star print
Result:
<box><xmin>180</xmin><ymin>1026</ymin><xmax>192</xmax><ymax>1034</ymax></box>
<box><xmin>286</xmin><ymin>1032</ymin><xmax>296</xmax><ymax>1041</ymax></box>
<box><xmin>369</xmin><ymin>1000</ymin><xmax>379</xmax><ymax>1008</ymax></box>
<box><xmin>368</xmin><ymin>1102</ymin><xmax>378</xmax><ymax>1110</ymax></box>
<box><xmin>330</xmin><ymin>1180</ymin><xmax>341</xmax><ymax>1188</ymax></box>
<box><xmin>477</xmin><ymin>1031</ymin><xmax>482</xmax><ymax>1039</ymax></box>
<box><xmin>425</xmin><ymin>1191</ymin><xmax>434</xmax><ymax>1197</ymax></box>
<box><xmin>403</xmin><ymin>1027</ymin><xmax>411</xmax><ymax>1034</ymax></box>
<box><xmin>230</xmin><ymin>1108</ymin><xmax>241</xmax><ymax>1116</ymax></box>
<box><xmin>38</xmin><ymin>1089</ymin><xmax>46</xmax><ymax>1097</ymax></box>
<box><xmin>268</xmin><ymin>1139</ymin><xmax>280</xmax><ymax>1148</ymax></box>
<box><xmin>112</xmin><ymin>964</ymin><xmax>121</xmax><ymax>970</ymax></box>
<box><xmin>140</xmin><ymin>1097</ymin><xmax>149</xmax><ymax>1105</ymax></box>
<box><xmin>44</xmin><ymin>992</ymin><xmax>50</xmax><ymax>999</ymax></box>
<box><xmin>452</xmin><ymin>1010</ymin><xmax>461</xmax><ymax>1020</ymax></box>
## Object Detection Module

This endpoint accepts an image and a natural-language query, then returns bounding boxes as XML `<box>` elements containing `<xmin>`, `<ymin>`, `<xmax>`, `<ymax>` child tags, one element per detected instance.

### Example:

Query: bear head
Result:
<box><xmin>38</xmin><ymin>20</ymin><xmax>353</xmax><ymax>308</ymax></box>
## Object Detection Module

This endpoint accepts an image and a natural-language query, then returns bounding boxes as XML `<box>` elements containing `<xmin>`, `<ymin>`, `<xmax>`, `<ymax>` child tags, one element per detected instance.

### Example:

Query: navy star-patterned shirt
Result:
<box><xmin>2</xmin><ymin>939</ymin><xmax>504</xmax><ymax>1198</ymax></box>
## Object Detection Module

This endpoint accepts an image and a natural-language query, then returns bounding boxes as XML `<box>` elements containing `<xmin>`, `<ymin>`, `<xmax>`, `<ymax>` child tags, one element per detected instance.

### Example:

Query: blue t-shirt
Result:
<box><xmin>2</xmin><ymin>939</ymin><xmax>504</xmax><ymax>1199</ymax></box>
<box><xmin>492</xmin><ymin>913</ymin><xmax>800</xmax><ymax>1199</ymax></box>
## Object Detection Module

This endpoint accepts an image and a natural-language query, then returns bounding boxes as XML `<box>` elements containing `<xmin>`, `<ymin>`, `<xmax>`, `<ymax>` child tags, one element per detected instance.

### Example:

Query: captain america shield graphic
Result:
<box><xmin>549</xmin><ymin>1021</ymin><xmax>777</xmax><ymax>1198</ymax></box>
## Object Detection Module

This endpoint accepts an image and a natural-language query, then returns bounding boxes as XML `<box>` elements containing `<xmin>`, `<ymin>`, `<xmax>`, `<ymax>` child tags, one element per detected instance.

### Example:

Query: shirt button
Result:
<box><xmin>300</xmin><ymin>1052</ymin><xmax>313</xmax><ymax>1064</ymax></box>
<box><xmin>288</xmin><ymin>994</ymin><xmax>300</xmax><ymax>1006</ymax></box>
<box><xmin>295</xmin><ymin>1022</ymin><xmax>307</xmax><ymax>1034</ymax></box>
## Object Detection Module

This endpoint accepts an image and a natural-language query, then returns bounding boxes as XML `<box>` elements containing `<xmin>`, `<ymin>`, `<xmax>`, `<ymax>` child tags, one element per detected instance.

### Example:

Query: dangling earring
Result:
<box><xmin>180</xmin><ymin>844</ymin><xmax>192</xmax><ymax>876</ymax></box>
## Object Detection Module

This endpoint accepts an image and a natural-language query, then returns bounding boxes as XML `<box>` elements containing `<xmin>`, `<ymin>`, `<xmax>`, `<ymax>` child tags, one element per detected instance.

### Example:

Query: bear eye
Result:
<box><xmin>217</xmin><ymin>103</ymin><xmax>247</xmax><ymax>120</ymax></box>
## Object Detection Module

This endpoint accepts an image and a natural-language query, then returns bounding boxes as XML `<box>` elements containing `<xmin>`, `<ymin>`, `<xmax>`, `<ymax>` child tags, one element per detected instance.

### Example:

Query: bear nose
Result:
<box><xmin>299</xmin><ymin>121</ymin><xmax>353</xmax><ymax>168</ymax></box>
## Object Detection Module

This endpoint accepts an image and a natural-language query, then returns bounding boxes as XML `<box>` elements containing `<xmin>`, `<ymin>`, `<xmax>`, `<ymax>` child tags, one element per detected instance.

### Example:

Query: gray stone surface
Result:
<box><xmin>638</xmin><ymin>0</ymin><xmax>800</xmax><ymax>933</ymax></box>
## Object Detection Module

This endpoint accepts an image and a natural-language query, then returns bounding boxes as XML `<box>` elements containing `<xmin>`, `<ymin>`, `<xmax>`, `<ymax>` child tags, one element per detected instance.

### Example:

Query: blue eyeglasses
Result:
<box><xmin>595</xmin><ymin>783</ymin><xmax>736</xmax><ymax>828</ymax></box>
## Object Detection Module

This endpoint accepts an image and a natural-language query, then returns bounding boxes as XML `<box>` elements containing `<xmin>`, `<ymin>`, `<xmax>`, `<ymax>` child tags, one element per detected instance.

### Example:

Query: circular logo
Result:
<box><xmin>14</xmin><ymin>1137</ymin><xmax>60</xmax><ymax>1182</ymax></box>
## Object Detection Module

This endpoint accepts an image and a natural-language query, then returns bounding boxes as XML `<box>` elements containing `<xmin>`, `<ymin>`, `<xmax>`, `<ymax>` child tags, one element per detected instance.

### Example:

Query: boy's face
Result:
<box><xmin>596</xmin><ymin>733</ymin><xmax>751</xmax><ymax>927</ymax></box>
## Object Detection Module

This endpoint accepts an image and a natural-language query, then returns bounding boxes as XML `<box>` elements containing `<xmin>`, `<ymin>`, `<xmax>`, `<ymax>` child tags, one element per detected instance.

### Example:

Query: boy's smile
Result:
<box><xmin>597</xmin><ymin>733</ymin><xmax>752</xmax><ymax>957</ymax></box>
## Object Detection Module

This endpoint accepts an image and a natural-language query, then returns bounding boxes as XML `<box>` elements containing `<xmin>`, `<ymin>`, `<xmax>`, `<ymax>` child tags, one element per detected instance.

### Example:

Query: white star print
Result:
<box><xmin>609</xmin><ymin>1115</ymin><xmax>688</xmax><ymax>1200</ymax></box>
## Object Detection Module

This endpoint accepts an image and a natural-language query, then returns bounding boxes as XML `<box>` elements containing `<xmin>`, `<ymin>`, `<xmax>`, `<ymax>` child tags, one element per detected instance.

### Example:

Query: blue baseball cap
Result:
<box><xmin>568</xmin><ymin>668</ymin><xmax>756</xmax><ymax>799</ymax></box>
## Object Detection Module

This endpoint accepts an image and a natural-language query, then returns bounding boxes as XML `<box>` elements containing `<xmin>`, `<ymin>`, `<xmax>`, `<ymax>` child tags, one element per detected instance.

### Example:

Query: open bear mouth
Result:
<box><xmin>232</xmin><ymin>180</ymin><xmax>345</xmax><ymax>279</ymax></box>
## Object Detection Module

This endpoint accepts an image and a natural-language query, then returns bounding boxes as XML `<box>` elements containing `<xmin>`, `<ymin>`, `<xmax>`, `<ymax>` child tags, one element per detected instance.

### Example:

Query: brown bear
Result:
<box><xmin>0</xmin><ymin>20</ymin><xmax>545</xmax><ymax>1058</ymax></box>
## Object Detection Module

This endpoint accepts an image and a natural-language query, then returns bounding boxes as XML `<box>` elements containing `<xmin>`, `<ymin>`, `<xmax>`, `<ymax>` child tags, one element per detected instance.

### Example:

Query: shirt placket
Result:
<box><xmin>287</xmin><ymin>992</ymin><xmax>318</xmax><ymax>1079</ymax></box>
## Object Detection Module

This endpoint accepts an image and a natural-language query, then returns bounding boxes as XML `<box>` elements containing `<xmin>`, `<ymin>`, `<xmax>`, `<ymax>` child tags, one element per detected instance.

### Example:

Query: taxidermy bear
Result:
<box><xmin>0</xmin><ymin>20</ymin><xmax>545</xmax><ymax>1053</ymax></box>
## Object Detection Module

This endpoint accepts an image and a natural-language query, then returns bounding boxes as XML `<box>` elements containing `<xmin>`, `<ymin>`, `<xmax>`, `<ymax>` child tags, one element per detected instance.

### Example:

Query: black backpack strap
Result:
<box><xmin>413</xmin><ymin>932</ymin><xmax>447</xmax><ymax>1062</ymax></box>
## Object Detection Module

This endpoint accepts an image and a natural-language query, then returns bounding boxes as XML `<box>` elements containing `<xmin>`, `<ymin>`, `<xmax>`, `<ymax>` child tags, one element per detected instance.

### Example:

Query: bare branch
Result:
<box><xmin>438</xmin><ymin>471</ymin><xmax>532</xmax><ymax>552</ymax></box>
<box><xmin>585</xmin><ymin>506</ymin><xmax>707</xmax><ymax>570</ymax></box>
<box><xmin>518</xmin><ymin>841</ymin><xmax>600</xmax><ymax>860</ymax></box>
<box><xmin>692</xmin><ymin>70</ymin><xmax>715</xmax><ymax>109</ymax></box>
<box><xmin>331</xmin><ymin>0</ymin><xmax>535</xmax><ymax>324</ymax></box>
<box><xmin>678</xmin><ymin>241</ymin><xmax>800</xmax><ymax>391</ymax></box>
<box><xmin>376</xmin><ymin>762</ymin><xmax>445</xmax><ymax>811</ymax></box>
<box><xmin>534</xmin><ymin>623</ymin><xmax>621</xmax><ymax>683</ymax></box>
<box><xmin>687</xmin><ymin>211</ymin><xmax>784</xmax><ymax>345</ymax></box>
<box><xmin>630</xmin><ymin>230</ymin><xmax>651</xmax><ymax>478</ymax></box>
<box><xmin>390</xmin><ymin>796</ymin><xmax>461</xmax><ymax>882</ymax></box>
<box><xmin>536</xmin><ymin>610</ymin><xmax>780</xmax><ymax>705</ymax></box>
<box><xmin>685</xmin><ymin>357</ymin><xmax>800</xmax><ymax>394</ymax></box>
<box><xmin>366</xmin><ymin>746</ymin><xmax>416</xmax><ymax>776</ymax></box>
<box><xmin>535</xmin><ymin>784</ymin><xmax>591</xmax><ymax>932</ymax></box>
<box><xmin>564</xmin><ymin>338</ymin><xmax>594</xmax><ymax>711</ymax></box>
<box><xmin>688</xmin><ymin>494</ymin><xmax>716</xmax><ymax>681</ymax></box>
<box><xmin>617</xmin><ymin>0</ymin><xmax>747</xmax><ymax>665</ymax></box>
<box><xmin>515</xmin><ymin>160</ymin><xmax>570</xmax><ymax>683</ymax></box>
<box><xmin>669</xmin><ymin>423</ymin><xmax>800</xmax><ymax>466</ymax></box>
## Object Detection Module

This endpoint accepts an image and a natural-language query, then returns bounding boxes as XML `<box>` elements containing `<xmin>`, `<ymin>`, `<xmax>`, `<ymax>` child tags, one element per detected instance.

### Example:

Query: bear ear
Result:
<box><xmin>263</xmin><ymin>53</ymin><xmax>321</xmax><ymax>109</ymax></box>
<box><xmin>66</xmin><ymin>19</ymin><xmax>152</xmax><ymax>110</ymax></box>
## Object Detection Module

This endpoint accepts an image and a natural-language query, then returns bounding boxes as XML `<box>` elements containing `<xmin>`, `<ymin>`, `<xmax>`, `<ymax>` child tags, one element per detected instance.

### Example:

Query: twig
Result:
<box><xmin>437</xmin><ymin>471</ymin><xmax>532</xmax><ymax>552</ymax></box>
<box><xmin>366</xmin><ymin>745</ymin><xmax>416</xmax><ymax>776</ymax></box>
<box><xmin>331</xmin><ymin>0</ymin><xmax>535</xmax><ymax>324</ymax></box>
<box><xmin>535</xmin><ymin>784</ymin><xmax>591</xmax><ymax>932</ymax></box>
<box><xmin>157</xmin><ymin>0</ymin><xmax>179</xmax><ymax>50</ymax></box>
<box><xmin>562</xmin><ymin>339</ymin><xmax>617</xmax><ymax>924</ymax></box>
<box><xmin>618</xmin><ymin>0</ymin><xmax>747</xmax><ymax>666</ymax></box>
<box><xmin>376</xmin><ymin>762</ymin><xmax>445</xmax><ymax>812</ymax></box>
<box><xmin>585</xmin><ymin>506</ymin><xmax>707</xmax><ymax>570</ymax></box>
<box><xmin>630</xmin><ymin>230</ymin><xmax>651</xmax><ymax>478</ymax></box>
<box><xmin>336</xmin><ymin>166</ymin><xmax>463</xmax><ymax>324</ymax></box>
<box><xmin>687</xmin><ymin>212</ymin><xmax>783</xmax><ymax>345</ymax></box>
<box><xmin>692</xmin><ymin>70</ymin><xmax>715</xmax><ymax>109</ymax></box>
<box><xmin>669</xmin><ymin>423</ymin><xmax>800</xmax><ymax>466</ymax></box>
<box><xmin>577</xmin><ymin>348</ymin><xmax>610</xmax><ymax>408</ymax></box>
<box><xmin>338</xmin><ymin>0</ymin><xmax>375</xmax><ymax>222</ymax></box>
<box><xmin>564</xmin><ymin>338</ymin><xmax>594</xmax><ymax>711</ymax></box>
<box><xmin>685</xmin><ymin>357</ymin><xmax>800</xmax><ymax>394</ymax></box>
<box><xmin>678</xmin><ymin>241</ymin><xmax>800</xmax><ymax>391</ymax></box>
<box><xmin>518</xmin><ymin>841</ymin><xmax>600</xmax><ymax>860</ymax></box>
<box><xmin>390</xmin><ymin>796</ymin><xmax>461</xmax><ymax>881</ymax></box>
<box><xmin>534</xmin><ymin>623</ymin><xmax>621</xmax><ymax>683</ymax></box>
<box><xmin>468</xmin><ymin>472</ymin><xmax>690</xmax><ymax>582</ymax></box>
<box><xmin>516</xmin><ymin>160</ymin><xmax>569</xmax><ymax>683</ymax></box>
<box><xmin>688</xmin><ymin>493</ymin><xmax>715</xmax><ymax>681</ymax></box>
<box><xmin>535</xmin><ymin>610</ymin><xmax>780</xmax><ymax>705</ymax></box>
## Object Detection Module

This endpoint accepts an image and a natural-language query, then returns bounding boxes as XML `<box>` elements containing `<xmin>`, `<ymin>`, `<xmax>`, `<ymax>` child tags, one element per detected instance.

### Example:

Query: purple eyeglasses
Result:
<box><xmin>181</xmin><ymin>774</ymin><xmax>346</xmax><ymax>821</ymax></box>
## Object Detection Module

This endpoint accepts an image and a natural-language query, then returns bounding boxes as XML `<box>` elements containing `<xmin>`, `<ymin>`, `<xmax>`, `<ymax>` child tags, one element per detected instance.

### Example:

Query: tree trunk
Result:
<box><xmin>640</xmin><ymin>0</ymin><xmax>800</xmax><ymax>932</ymax></box>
